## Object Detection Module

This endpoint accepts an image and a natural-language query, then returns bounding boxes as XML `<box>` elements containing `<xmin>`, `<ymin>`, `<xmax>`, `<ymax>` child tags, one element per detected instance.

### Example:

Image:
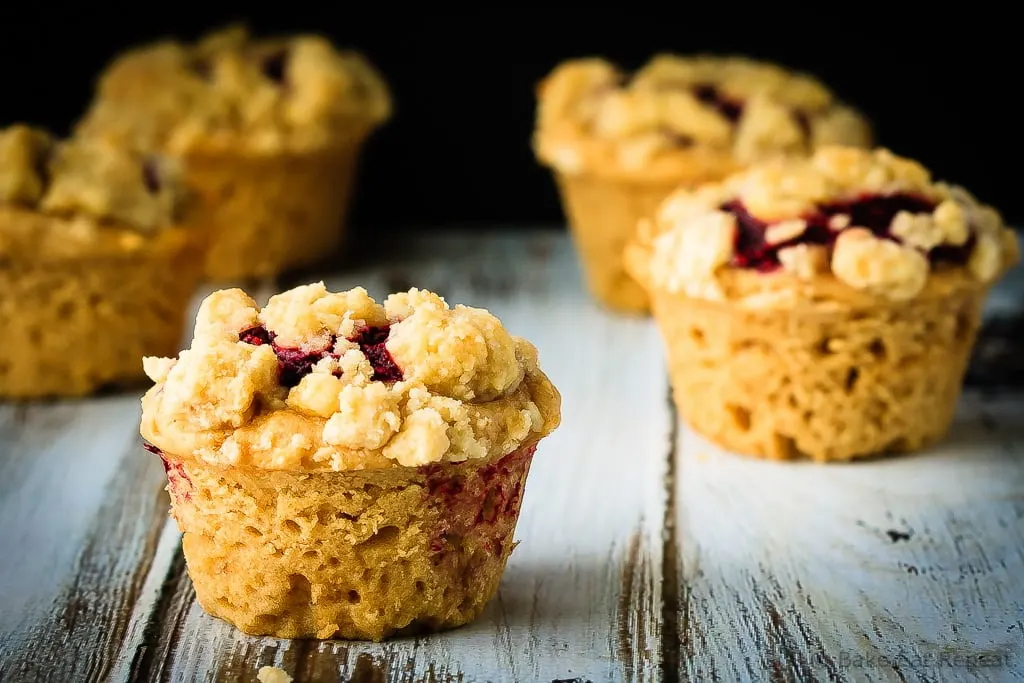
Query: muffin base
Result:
<box><xmin>185</xmin><ymin>144</ymin><xmax>362</xmax><ymax>281</ymax></box>
<box><xmin>554</xmin><ymin>172</ymin><xmax>680</xmax><ymax>313</ymax></box>
<box><xmin>157</xmin><ymin>443</ymin><xmax>537</xmax><ymax>640</ymax></box>
<box><xmin>650</xmin><ymin>286</ymin><xmax>986</xmax><ymax>462</ymax></box>
<box><xmin>0</xmin><ymin>229</ymin><xmax>203</xmax><ymax>399</ymax></box>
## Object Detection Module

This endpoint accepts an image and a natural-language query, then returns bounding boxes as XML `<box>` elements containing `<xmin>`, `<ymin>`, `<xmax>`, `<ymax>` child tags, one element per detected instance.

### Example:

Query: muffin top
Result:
<box><xmin>75</xmin><ymin>25</ymin><xmax>391</xmax><ymax>155</ymax></box>
<box><xmin>0</xmin><ymin>124</ymin><xmax>189</xmax><ymax>259</ymax></box>
<box><xmin>626</xmin><ymin>146</ymin><xmax>1020</xmax><ymax>306</ymax></box>
<box><xmin>140</xmin><ymin>284</ymin><xmax>562</xmax><ymax>471</ymax></box>
<box><xmin>534</xmin><ymin>55</ymin><xmax>872</xmax><ymax>182</ymax></box>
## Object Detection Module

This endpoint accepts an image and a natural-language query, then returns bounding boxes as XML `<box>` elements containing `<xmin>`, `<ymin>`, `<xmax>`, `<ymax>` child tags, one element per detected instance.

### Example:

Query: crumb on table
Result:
<box><xmin>257</xmin><ymin>665</ymin><xmax>293</xmax><ymax>683</ymax></box>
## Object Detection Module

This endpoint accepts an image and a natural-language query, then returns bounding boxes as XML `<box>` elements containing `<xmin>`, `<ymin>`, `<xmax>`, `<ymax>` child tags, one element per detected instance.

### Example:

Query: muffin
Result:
<box><xmin>75</xmin><ymin>25</ymin><xmax>391</xmax><ymax>280</ymax></box>
<box><xmin>0</xmin><ymin>124</ymin><xmax>201</xmax><ymax>399</ymax></box>
<box><xmin>139</xmin><ymin>283</ymin><xmax>561</xmax><ymax>640</ymax></box>
<box><xmin>625</xmin><ymin>146</ymin><xmax>1019</xmax><ymax>462</ymax></box>
<box><xmin>534</xmin><ymin>55</ymin><xmax>872</xmax><ymax>313</ymax></box>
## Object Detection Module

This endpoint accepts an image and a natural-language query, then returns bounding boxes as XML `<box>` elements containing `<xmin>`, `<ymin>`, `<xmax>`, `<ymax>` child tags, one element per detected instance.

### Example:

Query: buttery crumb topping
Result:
<box><xmin>140</xmin><ymin>284</ymin><xmax>561</xmax><ymax>470</ymax></box>
<box><xmin>534</xmin><ymin>55</ymin><xmax>871</xmax><ymax>180</ymax></box>
<box><xmin>0</xmin><ymin>124</ymin><xmax>188</xmax><ymax>257</ymax></box>
<box><xmin>75</xmin><ymin>25</ymin><xmax>391</xmax><ymax>154</ymax></box>
<box><xmin>626</xmin><ymin>146</ymin><xmax>1020</xmax><ymax>304</ymax></box>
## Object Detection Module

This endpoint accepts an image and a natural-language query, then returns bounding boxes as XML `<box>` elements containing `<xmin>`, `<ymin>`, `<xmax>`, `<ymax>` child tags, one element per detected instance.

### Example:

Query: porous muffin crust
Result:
<box><xmin>533</xmin><ymin>55</ymin><xmax>871</xmax><ymax>314</ymax></box>
<box><xmin>75</xmin><ymin>25</ymin><xmax>392</xmax><ymax>280</ymax></box>
<box><xmin>141</xmin><ymin>284</ymin><xmax>561</xmax><ymax>640</ymax></box>
<box><xmin>0</xmin><ymin>125</ymin><xmax>201</xmax><ymax>398</ymax></box>
<box><xmin>626</xmin><ymin>146</ymin><xmax>1019</xmax><ymax>462</ymax></box>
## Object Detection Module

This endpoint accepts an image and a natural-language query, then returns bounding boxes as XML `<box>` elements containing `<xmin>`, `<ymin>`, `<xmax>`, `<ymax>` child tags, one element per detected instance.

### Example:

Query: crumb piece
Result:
<box><xmin>0</xmin><ymin>125</ymin><xmax>52</xmax><ymax>205</ymax></box>
<box><xmin>385</xmin><ymin>290</ymin><xmax>523</xmax><ymax>402</ymax></box>
<box><xmin>383</xmin><ymin>408</ymin><xmax>450</xmax><ymax>466</ymax></box>
<box><xmin>828</xmin><ymin>214</ymin><xmax>851</xmax><ymax>230</ymax></box>
<box><xmin>649</xmin><ymin>211</ymin><xmax>736</xmax><ymax>297</ymax></box>
<box><xmin>257</xmin><ymin>666</ymin><xmax>292</xmax><ymax>683</ymax></box>
<box><xmin>968</xmin><ymin>233</ymin><xmax>1002</xmax><ymax>282</ymax></box>
<box><xmin>890</xmin><ymin>204</ymin><xmax>968</xmax><ymax>252</ymax></box>
<box><xmin>143</xmin><ymin>356</ymin><xmax>177</xmax><ymax>383</ymax></box>
<box><xmin>261</xmin><ymin>283</ymin><xmax>385</xmax><ymax>348</ymax></box>
<box><xmin>932</xmin><ymin>200</ymin><xmax>969</xmax><ymax>246</ymax></box>
<box><xmin>777</xmin><ymin>244</ymin><xmax>829</xmax><ymax>279</ymax></box>
<box><xmin>733</xmin><ymin>95</ymin><xmax>805</xmax><ymax>163</ymax></box>
<box><xmin>159</xmin><ymin>342</ymin><xmax>280</xmax><ymax>430</ymax></box>
<box><xmin>831</xmin><ymin>228</ymin><xmax>929</xmax><ymax>300</ymax></box>
<box><xmin>765</xmin><ymin>219</ymin><xmax>807</xmax><ymax>245</ymax></box>
<box><xmin>323</xmin><ymin>383</ymin><xmax>402</xmax><ymax>449</ymax></box>
<box><xmin>194</xmin><ymin>289</ymin><xmax>260</xmax><ymax>342</ymax></box>
<box><xmin>288</xmin><ymin>372</ymin><xmax>344</xmax><ymax>417</ymax></box>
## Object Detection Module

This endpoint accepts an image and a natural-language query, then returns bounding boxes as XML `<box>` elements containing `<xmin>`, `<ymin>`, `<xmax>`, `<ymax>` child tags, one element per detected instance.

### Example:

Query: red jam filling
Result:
<box><xmin>349</xmin><ymin>325</ymin><xmax>403</xmax><ymax>383</ymax></box>
<box><xmin>693</xmin><ymin>84</ymin><xmax>744</xmax><ymax>123</ymax></box>
<box><xmin>723</xmin><ymin>193</ymin><xmax>975</xmax><ymax>273</ymax></box>
<box><xmin>420</xmin><ymin>444</ymin><xmax>536</xmax><ymax>556</ymax></box>
<box><xmin>238</xmin><ymin>323</ymin><xmax>403</xmax><ymax>387</ymax></box>
<box><xmin>141</xmin><ymin>158</ymin><xmax>161</xmax><ymax>193</ymax></box>
<box><xmin>663</xmin><ymin>83</ymin><xmax>807</xmax><ymax>144</ymax></box>
<box><xmin>144</xmin><ymin>442</ymin><xmax>192</xmax><ymax>501</ymax></box>
<box><xmin>261</xmin><ymin>50</ymin><xmax>289</xmax><ymax>85</ymax></box>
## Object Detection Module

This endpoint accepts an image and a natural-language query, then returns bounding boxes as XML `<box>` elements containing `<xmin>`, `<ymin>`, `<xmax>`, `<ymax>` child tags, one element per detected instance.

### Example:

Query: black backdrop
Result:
<box><xmin>2</xmin><ymin>8</ymin><xmax>1019</xmax><ymax>229</ymax></box>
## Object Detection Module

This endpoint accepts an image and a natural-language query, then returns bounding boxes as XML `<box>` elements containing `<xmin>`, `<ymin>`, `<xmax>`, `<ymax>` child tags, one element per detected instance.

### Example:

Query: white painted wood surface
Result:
<box><xmin>676</xmin><ymin>392</ymin><xmax>1024</xmax><ymax>682</ymax></box>
<box><xmin>0</xmin><ymin>229</ymin><xmax>1021</xmax><ymax>683</ymax></box>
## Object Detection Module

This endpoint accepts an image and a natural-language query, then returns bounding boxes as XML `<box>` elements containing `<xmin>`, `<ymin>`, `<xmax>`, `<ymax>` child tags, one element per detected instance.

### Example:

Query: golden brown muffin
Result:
<box><xmin>140</xmin><ymin>284</ymin><xmax>561</xmax><ymax>640</ymax></box>
<box><xmin>0</xmin><ymin>124</ymin><xmax>202</xmax><ymax>399</ymax></box>
<box><xmin>534</xmin><ymin>55</ymin><xmax>872</xmax><ymax>313</ymax></box>
<box><xmin>626</xmin><ymin>146</ymin><xmax>1019</xmax><ymax>462</ymax></box>
<box><xmin>76</xmin><ymin>25</ymin><xmax>391</xmax><ymax>280</ymax></box>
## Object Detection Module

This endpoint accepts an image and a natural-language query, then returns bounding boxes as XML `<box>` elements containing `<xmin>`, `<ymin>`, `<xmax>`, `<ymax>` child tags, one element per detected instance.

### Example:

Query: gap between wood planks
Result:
<box><xmin>659</xmin><ymin>390</ymin><xmax>682</xmax><ymax>683</ymax></box>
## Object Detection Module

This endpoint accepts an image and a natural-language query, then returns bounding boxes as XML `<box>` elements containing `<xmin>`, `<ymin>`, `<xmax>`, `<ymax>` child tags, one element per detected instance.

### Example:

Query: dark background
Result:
<box><xmin>1</xmin><ymin>9</ymin><xmax>1018</xmax><ymax>228</ymax></box>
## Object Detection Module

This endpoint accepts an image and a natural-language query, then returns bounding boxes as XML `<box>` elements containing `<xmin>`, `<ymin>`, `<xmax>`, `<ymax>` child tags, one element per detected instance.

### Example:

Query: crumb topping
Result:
<box><xmin>534</xmin><ymin>55</ymin><xmax>872</xmax><ymax>179</ymax></box>
<box><xmin>140</xmin><ymin>284</ymin><xmax>561</xmax><ymax>471</ymax></box>
<box><xmin>75</xmin><ymin>25</ymin><xmax>392</xmax><ymax>154</ymax></box>
<box><xmin>627</xmin><ymin>146</ymin><xmax>1019</xmax><ymax>304</ymax></box>
<box><xmin>0</xmin><ymin>124</ymin><xmax>188</xmax><ymax>252</ymax></box>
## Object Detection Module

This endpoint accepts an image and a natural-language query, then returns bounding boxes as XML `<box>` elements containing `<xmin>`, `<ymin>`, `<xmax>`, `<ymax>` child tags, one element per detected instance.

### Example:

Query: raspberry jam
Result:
<box><xmin>419</xmin><ymin>444</ymin><xmax>536</xmax><ymax>557</ymax></box>
<box><xmin>725</xmin><ymin>193</ymin><xmax>974</xmax><ymax>272</ymax></box>
<box><xmin>350</xmin><ymin>325</ymin><xmax>403</xmax><ymax>382</ymax></box>
<box><xmin>237</xmin><ymin>324</ymin><xmax>404</xmax><ymax>387</ymax></box>
<box><xmin>693</xmin><ymin>84</ymin><xmax>743</xmax><ymax>123</ymax></box>
<box><xmin>143</xmin><ymin>442</ymin><xmax>192</xmax><ymax>502</ymax></box>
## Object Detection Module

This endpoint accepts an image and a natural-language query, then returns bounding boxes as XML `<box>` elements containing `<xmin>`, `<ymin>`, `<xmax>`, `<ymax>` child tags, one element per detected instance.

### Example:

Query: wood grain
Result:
<box><xmin>122</xmin><ymin>230</ymin><xmax>672</xmax><ymax>683</ymax></box>
<box><xmin>2</xmin><ymin>230</ymin><xmax>1023</xmax><ymax>683</ymax></box>
<box><xmin>0</xmin><ymin>396</ymin><xmax>169</xmax><ymax>683</ymax></box>
<box><xmin>675</xmin><ymin>392</ymin><xmax>1024</xmax><ymax>683</ymax></box>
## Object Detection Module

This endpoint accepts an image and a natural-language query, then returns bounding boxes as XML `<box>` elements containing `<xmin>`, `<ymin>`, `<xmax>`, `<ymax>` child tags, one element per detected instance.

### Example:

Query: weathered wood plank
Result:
<box><xmin>5</xmin><ymin>229</ymin><xmax>1021</xmax><ymax>683</ymax></box>
<box><xmin>0</xmin><ymin>395</ymin><xmax>169</xmax><ymax>683</ymax></box>
<box><xmin>127</xmin><ymin>230</ymin><xmax>672</xmax><ymax>683</ymax></box>
<box><xmin>675</xmin><ymin>391</ymin><xmax>1024</xmax><ymax>683</ymax></box>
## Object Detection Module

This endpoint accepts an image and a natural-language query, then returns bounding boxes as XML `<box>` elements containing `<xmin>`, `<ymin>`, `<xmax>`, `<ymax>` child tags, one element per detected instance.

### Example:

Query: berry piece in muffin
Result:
<box><xmin>533</xmin><ymin>54</ymin><xmax>872</xmax><ymax>313</ymax></box>
<box><xmin>75</xmin><ymin>25</ymin><xmax>392</xmax><ymax>280</ymax></box>
<box><xmin>0</xmin><ymin>124</ymin><xmax>201</xmax><ymax>398</ymax></box>
<box><xmin>140</xmin><ymin>284</ymin><xmax>561</xmax><ymax>640</ymax></box>
<box><xmin>626</xmin><ymin>146</ymin><xmax>1018</xmax><ymax>462</ymax></box>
